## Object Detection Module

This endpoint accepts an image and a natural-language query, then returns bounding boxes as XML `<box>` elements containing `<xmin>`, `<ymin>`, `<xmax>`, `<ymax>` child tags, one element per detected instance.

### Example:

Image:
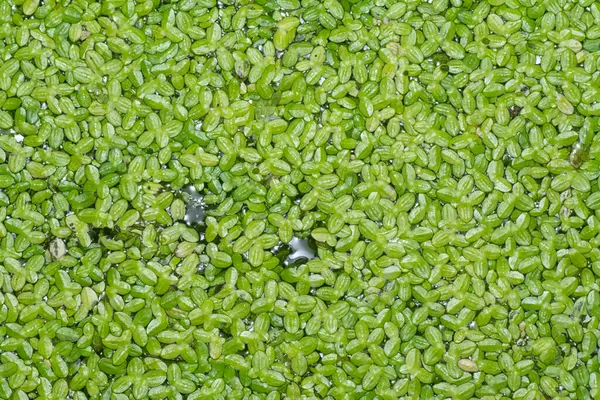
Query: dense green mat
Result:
<box><xmin>0</xmin><ymin>0</ymin><xmax>599</xmax><ymax>399</ymax></box>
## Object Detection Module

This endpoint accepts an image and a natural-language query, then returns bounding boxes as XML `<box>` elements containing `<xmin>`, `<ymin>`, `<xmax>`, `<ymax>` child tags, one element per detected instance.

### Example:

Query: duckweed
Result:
<box><xmin>0</xmin><ymin>0</ymin><xmax>600</xmax><ymax>399</ymax></box>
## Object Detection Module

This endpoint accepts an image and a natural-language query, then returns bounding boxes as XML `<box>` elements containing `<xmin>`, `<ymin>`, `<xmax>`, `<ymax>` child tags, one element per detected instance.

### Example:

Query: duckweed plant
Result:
<box><xmin>0</xmin><ymin>0</ymin><xmax>600</xmax><ymax>398</ymax></box>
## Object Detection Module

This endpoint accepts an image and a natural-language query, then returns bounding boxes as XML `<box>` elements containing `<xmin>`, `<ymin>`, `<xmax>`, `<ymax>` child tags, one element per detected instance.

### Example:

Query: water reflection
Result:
<box><xmin>182</xmin><ymin>185</ymin><xmax>206</xmax><ymax>226</ymax></box>
<box><xmin>273</xmin><ymin>237</ymin><xmax>317</xmax><ymax>267</ymax></box>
